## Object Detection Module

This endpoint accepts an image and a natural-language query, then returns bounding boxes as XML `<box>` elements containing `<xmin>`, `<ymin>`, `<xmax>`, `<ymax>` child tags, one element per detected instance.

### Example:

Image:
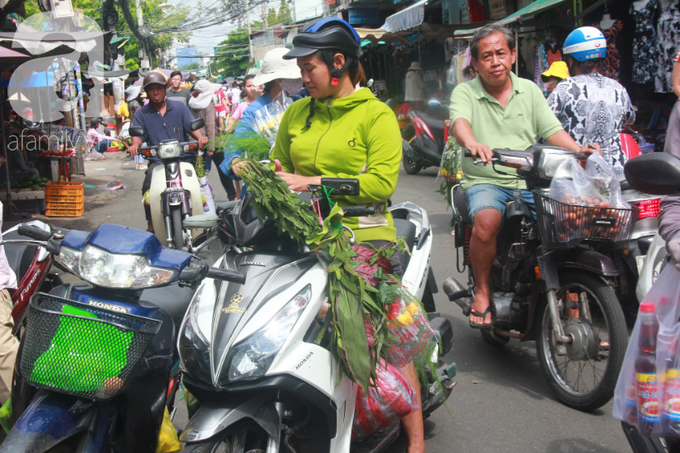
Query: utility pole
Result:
<box><xmin>291</xmin><ymin>0</ymin><xmax>296</xmax><ymax>24</ymax></box>
<box><xmin>246</xmin><ymin>0</ymin><xmax>254</xmax><ymax>62</ymax></box>
<box><xmin>135</xmin><ymin>0</ymin><xmax>150</xmax><ymax>69</ymax></box>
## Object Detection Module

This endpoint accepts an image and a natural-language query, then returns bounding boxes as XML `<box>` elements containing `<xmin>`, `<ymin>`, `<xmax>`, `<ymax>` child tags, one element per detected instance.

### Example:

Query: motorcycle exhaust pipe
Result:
<box><xmin>442</xmin><ymin>277</ymin><xmax>472</xmax><ymax>316</ymax></box>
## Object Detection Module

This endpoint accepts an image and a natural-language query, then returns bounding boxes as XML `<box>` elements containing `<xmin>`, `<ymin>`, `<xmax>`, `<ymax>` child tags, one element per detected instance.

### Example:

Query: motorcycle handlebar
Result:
<box><xmin>140</xmin><ymin>140</ymin><xmax>199</xmax><ymax>151</ymax></box>
<box><xmin>343</xmin><ymin>206</ymin><xmax>376</xmax><ymax>217</ymax></box>
<box><xmin>463</xmin><ymin>149</ymin><xmax>500</xmax><ymax>165</ymax></box>
<box><xmin>18</xmin><ymin>224</ymin><xmax>52</xmax><ymax>241</ymax></box>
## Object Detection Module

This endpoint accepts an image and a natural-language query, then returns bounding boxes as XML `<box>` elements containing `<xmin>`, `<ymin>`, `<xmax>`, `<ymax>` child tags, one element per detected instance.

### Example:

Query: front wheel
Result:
<box><xmin>170</xmin><ymin>206</ymin><xmax>185</xmax><ymax>250</ymax></box>
<box><xmin>179</xmin><ymin>422</ymin><xmax>270</xmax><ymax>453</ymax></box>
<box><xmin>535</xmin><ymin>271</ymin><xmax>627</xmax><ymax>411</ymax></box>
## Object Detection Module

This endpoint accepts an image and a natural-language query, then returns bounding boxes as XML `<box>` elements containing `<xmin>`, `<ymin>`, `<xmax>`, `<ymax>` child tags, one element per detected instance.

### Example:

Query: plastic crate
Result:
<box><xmin>533</xmin><ymin>189</ymin><xmax>638</xmax><ymax>250</ymax></box>
<box><xmin>21</xmin><ymin>294</ymin><xmax>161</xmax><ymax>401</ymax></box>
<box><xmin>45</xmin><ymin>181</ymin><xmax>84</xmax><ymax>217</ymax></box>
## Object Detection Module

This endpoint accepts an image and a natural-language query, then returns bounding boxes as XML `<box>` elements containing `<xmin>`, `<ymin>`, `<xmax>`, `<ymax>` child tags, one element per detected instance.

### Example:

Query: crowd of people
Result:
<box><xmin>26</xmin><ymin>16</ymin><xmax>679</xmax><ymax>451</ymax></box>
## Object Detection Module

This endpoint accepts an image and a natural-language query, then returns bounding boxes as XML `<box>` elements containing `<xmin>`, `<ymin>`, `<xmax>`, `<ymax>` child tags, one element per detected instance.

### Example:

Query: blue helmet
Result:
<box><xmin>563</xmin><ymin>26</ymin><xmax>607</xmax><ymax>61</ymax></box>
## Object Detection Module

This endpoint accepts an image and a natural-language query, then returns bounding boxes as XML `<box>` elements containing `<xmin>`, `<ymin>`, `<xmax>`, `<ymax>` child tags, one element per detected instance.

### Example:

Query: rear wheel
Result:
<box><xmin>170</xmin><ymin>206</ymin><xmax>185</xmax><ymax>250</ymax></box>
<box><xmin>535</xmin><ymin>271</ymin><xmax>627</xmax><ymax>411</ymax></box>
<box><xmin>403</xmin><ymin>157</ymin><xmax>422</xmax><ymax>175</ymax></box>
<box><xmin>179</xmin><ymin>422</ymin><xmax>271</xmax><ymax>453</ymax></box>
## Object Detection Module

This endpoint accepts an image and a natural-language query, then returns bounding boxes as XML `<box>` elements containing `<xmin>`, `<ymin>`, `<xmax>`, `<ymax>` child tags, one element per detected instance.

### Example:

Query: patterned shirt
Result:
<box><xmin>547</xmin><ymin>72</ymin><xmax>635</xmax><ymax>176</ymax></box>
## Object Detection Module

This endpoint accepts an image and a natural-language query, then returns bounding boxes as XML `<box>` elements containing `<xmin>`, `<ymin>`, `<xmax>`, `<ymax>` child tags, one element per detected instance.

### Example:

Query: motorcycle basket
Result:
<box><xmin>20</xmin><ymin>293</ymin><xmax>161</xmax><ymax>401</ymax></box>
<box><xmin>533</xmin><ymin>189</ymin><xmax>638</xmax><ymax>250</ymax></box>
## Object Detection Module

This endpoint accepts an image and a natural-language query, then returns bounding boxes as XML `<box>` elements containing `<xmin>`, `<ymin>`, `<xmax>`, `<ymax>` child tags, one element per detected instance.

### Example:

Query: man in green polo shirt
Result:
<box><xmin>450</xmin><ymin>23</ymin><xmax>597</xmax><ymax>329</ymax></box>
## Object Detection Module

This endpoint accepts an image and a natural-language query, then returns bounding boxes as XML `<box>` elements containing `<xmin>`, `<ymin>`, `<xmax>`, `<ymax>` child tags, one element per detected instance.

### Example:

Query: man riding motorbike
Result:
<box><xmin>449</xmin><ymin>23</ymin><xmax>598</xmax><ymax>329</ymax></box>
<box><xmin>128</xmin><ymin>72</ymin><xmax>208</xmax><ymax>232</ymax></box>
<box><xmin>547</xmin><ymin>26</ymin><xmax>635</xmax><ymax>177</ymax></box>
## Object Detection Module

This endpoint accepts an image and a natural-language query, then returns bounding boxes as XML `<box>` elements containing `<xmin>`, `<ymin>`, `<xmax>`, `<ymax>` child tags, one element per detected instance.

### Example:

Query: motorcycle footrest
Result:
<box><xmin>446</xmin><ymin>289</ymin><xmax>470</xmax><ymax>301</ymax></box>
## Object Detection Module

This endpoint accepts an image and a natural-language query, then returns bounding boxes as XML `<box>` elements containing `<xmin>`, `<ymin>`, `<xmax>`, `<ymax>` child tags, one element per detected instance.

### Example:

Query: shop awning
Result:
<box><xmin>498</xmin><ymin>0</ymin><xmax>567</xmax><ymax>24</ymax></box>
<box><xmin>381</xmin><ymin>0</ymin><xmax>427</xmax><ymax>33</ymax></box>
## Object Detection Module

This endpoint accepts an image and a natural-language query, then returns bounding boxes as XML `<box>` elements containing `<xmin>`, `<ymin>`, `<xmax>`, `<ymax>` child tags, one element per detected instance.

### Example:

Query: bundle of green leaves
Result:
<box><xmin>237</xmin><ymin>160</ymin><xmax>421</xmax><ymax>390</ymax></box>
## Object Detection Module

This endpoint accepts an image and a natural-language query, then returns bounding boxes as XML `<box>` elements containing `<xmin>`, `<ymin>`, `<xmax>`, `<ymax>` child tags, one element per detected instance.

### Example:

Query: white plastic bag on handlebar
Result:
<box><xmin>548</xmin><ymin>153</ymin><xmax>630</xmax><ymax>208</ymax></box>
<box><xmin>613</xmin><ymin>264</ymin><xmax>680</xmax><ymax>437</ymax></box>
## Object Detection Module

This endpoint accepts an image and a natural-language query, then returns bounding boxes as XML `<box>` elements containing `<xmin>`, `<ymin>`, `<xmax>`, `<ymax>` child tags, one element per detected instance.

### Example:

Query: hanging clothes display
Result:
<box><xmin>534</xmin><ymin>42</ymin><xmax>549</xmax><ymax>92</ymax></box>
<box><xmin>520</xmin><ymin>37</ymin><xmax>537</xmax><ymax>80</ymax></box>
<box><xmin>592</xmin><ymin>20</ymin><xmax>623</xmax><ymax>80</ymax></box>
<box><xmin>545</xmin><ymin>41</ymin><xmax>562</xmax><ymax>67</ymax></box>
<box><xmin>630</xmin><ymin>0</ymin><xmax>659</xmax><ymax>85</ymax></box>
<box><xmin>655</xmin><ymin>0</ymin><xmax>680</xmax><ymax>93</ymax></box>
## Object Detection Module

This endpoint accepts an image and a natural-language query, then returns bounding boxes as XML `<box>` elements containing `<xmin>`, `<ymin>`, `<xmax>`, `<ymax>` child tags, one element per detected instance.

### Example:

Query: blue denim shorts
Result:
<box><xmin>464</xmin><ymin>184</ymin><xmax>536</xmax><ymax>222</ymax></box>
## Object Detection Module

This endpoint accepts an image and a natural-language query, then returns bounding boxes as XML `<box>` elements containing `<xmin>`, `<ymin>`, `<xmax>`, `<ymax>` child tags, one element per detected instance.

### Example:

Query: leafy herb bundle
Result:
<box><xmin>236</xmin><ymin>160</ymin><xmax>321</xmax><ymax>244</ymax></box>
<box><xmin>237</xmin><ymin>160</ymin><xmax>428</xmax><ymax>390</ymax></box>
<box><xmin>211</xmin><ymin>128</ymin><xmax>271</xmax><ymax>162</ymax></box>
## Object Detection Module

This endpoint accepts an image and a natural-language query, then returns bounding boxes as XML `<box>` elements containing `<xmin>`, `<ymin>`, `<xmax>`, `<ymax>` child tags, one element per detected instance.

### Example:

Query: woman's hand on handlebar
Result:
<box><xmin>274</xmin><ymin>159</ymin><xmax>322</xmax><ymax>192</ymax></box>
<box><xmin>466</xmin><ymin>141</ymin><xmax>494</xmax><ymax>165</ymax></box>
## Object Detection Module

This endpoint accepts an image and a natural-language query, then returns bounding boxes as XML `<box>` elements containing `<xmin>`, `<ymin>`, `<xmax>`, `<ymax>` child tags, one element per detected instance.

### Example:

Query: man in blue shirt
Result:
<box><xmin>129</xmin><ymin>72</ymin><xmax>208</xmax><ymax>232</ymax></box>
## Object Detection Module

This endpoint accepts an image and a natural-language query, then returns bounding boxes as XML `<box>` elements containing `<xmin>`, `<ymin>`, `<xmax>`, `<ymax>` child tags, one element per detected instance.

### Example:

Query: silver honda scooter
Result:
<box><xmin>177</xmin><ymin>179</ymin><xmax>455</xmax><ymax>453</ymax></box>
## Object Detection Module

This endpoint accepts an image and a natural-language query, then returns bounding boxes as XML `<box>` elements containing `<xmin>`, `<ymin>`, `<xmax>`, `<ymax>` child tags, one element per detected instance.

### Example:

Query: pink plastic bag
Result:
<box><xmin>352</xmin><ymin>359</ymin><xmax>419</xmax><ymax>439</ymax></box>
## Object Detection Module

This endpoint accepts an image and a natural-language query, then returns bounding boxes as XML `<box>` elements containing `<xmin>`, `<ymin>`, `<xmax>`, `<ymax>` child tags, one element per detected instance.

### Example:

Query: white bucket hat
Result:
<box><xmin>125</xmin><ymin>85</ymin><xmax>142</xmax><ymax>102</ymax></box>
<box><xmin>253</xmin><ymin>47</ymin><xmax>301</xmax><ymax>85</ymax></box>
<box><xmin>192</xmin><ymin>79</ymin><xmax>222</xmax><ymax>93</ymax></box>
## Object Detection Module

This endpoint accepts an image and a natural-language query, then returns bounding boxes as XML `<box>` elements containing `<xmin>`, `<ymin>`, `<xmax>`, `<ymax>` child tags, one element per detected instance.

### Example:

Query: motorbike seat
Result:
<box><xmin>139</xmin><ymin>283</ymin><xmax>196</xmax><ymax>337</ymax></box>
<box><xmin>453</xmin><ymin>187</ymin><xmax>472</xmax><ymax>224</ymax></box>
<box><xmin>394</xmin><ymin>219</ymin><xmax>417</xmax><ymax>269</ymax></box>
<box><xmin>418</xmin><ymin>112</ymin><xmax>446</xmax><ymax>132</ymax></box>
<box><xmin>3</xmin><ymin>230</ymin><xmax>37</xmax><ymax>282</ymax></box>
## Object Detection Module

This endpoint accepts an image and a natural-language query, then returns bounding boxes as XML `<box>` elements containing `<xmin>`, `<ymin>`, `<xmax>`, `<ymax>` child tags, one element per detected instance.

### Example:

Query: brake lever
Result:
<box><xmin>472</xmin><ymin>157</ymin><xmax>500</xmax><ymax>165</ymax></box>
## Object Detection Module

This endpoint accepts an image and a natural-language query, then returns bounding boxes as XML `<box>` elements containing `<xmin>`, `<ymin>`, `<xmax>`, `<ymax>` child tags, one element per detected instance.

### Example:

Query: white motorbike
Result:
<box><xmin>129</xmin><ymin>119</ymin><xmax>213</xmax><ymax>252</ymax></box>
<box><xmin>177</xmin><ymin>179</ymin><xmax>455</xmax><ymax>453</ymax></box>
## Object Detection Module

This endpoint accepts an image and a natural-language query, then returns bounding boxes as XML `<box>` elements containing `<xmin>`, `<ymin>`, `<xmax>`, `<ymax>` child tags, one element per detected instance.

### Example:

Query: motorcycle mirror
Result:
<box><xmin>129</xmin><ymin>126</ymin><xmax>145</xmax><ymax>137</ymax></box>
<box><xmin>624</xmin><ymin>153</ymin><xmax>680</xmax><ymax>195</ymax></box>
<box><xmin>190</xmin><ymin>118</ymin><xmax>205</xmax><ymax>131</ymax></box>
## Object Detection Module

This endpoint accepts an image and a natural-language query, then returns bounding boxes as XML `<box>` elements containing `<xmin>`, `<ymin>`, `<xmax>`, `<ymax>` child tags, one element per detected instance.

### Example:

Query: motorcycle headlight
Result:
<box><xmin>179</xmin><ymin>281</ymin><xmax>215</xmax><ymax>374</ymax></box>
<box><xmin>183</xmin><ymin>281</ymin><xmax>215</xmax><ymax>346</ymax></box>
<box><xmin>58</xmin><ymin>245</ymin><xmax>177</xmax><ymax>289</ymax></box>
<box><xmin>227</xmin><ymin>285</ymin><xmax>311</xmax><ymax>382</ymax></box>
<box><xmin>157</xmin><ymin>142</ymin><xmax>183</xmax><ymax>159</ymax></box>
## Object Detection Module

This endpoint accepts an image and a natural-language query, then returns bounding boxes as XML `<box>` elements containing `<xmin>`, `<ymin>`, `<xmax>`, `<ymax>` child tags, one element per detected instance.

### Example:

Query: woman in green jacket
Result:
<box><xmin>259</xmin><ymin>18</ymin><xmax>425</xmax><ymax>453</ymax></box>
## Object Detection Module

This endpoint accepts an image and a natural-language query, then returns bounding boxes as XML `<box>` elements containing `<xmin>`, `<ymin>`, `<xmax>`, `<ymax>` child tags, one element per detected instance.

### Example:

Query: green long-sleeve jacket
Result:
<box><xmin>271</xmin><ymin>88</ymin><xmax>401</xmax><ymax>243</ymax></box>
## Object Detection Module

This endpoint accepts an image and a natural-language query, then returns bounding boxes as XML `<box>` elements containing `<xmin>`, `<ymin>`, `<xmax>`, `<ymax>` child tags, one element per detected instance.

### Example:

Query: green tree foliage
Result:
<box><xmin>212</xmin><ymin>29</ymin><xmax>250</xmax><ymax>78</ymax></box>
<box><xmin>182</xmin><ymin>61</ymin><xmax>200</xmax><ymax>70</ymax></box>
<box><xmin>277</xmin><ymin>0</ymin><xmax>292</xmax><ymax>24</ymax></box>
<box><xmin>267</xmin><ymin>7</ymin><xmax>277</xmax><ymax>26</ymax></box>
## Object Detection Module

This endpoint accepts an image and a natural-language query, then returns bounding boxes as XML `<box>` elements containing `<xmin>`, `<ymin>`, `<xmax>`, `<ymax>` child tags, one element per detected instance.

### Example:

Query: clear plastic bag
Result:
<box><xmin>548</xmin><ymin>153</ymin><xmax>630</xmax><ymax>209</ymax></box>
<box><xmin>613</xmin><ymin>264</ymin><xmax>680</xmax><ymax>437</ymax></box>
<box><xmin>352</xmin><ymin>359</ymin><xmax>419</xmax><ymax>438</ymax></box>
<box><xmin>252</xmin><ymin>91</ymin><xmax>294</xmax><ymax>145</ymax></box>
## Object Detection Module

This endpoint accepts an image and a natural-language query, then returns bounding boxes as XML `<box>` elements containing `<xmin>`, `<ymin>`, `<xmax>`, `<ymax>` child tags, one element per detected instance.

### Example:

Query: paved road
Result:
<box><xmin>34</xmin><ymin>153</ymin><xmax>632</xmax><ymax>453</ymax></box>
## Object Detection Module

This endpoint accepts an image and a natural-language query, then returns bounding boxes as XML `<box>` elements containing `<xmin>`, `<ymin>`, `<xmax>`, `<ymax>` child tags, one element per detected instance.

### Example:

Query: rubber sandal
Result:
<box><xmin>469</xmin><ymin>306</ymin><xmax>495</xmax><ymax>330</ymax></box>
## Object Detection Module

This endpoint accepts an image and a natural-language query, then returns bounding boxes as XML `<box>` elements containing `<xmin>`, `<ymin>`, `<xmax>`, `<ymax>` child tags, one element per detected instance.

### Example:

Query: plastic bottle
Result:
<box><xmin>636</xmin><ymin>302</ymin><xmax>660</xmax><ymax>436</ymax></box>
<box><xmin>663</xmin><ymin>336</ymin><xmax>680</xmax><ymax>436</ymax></box>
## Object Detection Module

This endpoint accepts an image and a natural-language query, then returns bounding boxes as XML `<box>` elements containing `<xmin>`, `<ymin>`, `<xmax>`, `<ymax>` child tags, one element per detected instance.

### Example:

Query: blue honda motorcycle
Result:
<box><xmin>0</xmin><ymin>223</ymin><xmax>244</xmax><ymax>453</ymax></box>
